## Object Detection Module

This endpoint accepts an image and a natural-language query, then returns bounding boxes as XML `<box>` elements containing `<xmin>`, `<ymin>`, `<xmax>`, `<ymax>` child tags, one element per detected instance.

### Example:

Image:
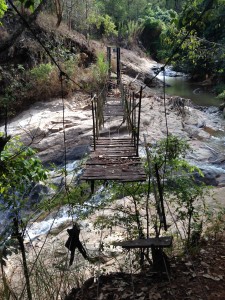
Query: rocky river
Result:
<box><xmin>1</xmin><ymin>50</ymin><xmax>225</xmax><ymax>287</ymax></box>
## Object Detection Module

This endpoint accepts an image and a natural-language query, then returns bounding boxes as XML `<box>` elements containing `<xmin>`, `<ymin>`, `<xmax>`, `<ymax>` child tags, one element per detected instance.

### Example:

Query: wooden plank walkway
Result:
<box><xmin>81</xmin><ymin>124</ymin><xmax>146</xmax><ymax>183</ymax></box>
<box><xmin>81</xmin><ymin>50</ymin><xmax>146</xmax><ymax>185</ymax></box>
<box><xmin>82</xmin><ymin>137</ymin><xmax>146</xmax><ymax>182</ymax></box>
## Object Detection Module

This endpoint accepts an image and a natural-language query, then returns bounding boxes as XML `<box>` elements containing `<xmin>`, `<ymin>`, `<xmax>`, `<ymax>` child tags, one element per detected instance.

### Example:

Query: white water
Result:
<box><xmin>25</xmin><ymin>185</ymin><xmax>107</xmax><ymax>241</ymax></box>
<box><xmin>25</xmin><ymin>206</ymin><xmax>74</xmax><ymax>241</ymax></box>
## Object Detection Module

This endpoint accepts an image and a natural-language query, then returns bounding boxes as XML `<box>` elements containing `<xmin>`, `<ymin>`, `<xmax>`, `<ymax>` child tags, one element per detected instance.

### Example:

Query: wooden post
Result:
<box><xmin>133</xmin><ymin>92</ymin><xmax>136</xmax><ymax>148</ymax></box>
<box><xmin>95</xmin><ymin>97</ymin><xmax>98</xmax><ymax>139</ymax></box>
<box><xmin>117</xmin><ymin>47</ymin><xmax>121</xmax><ymax>84</ymax></box>
<box><xmin>107</xmin><ymin>47</ymin><xmax>111</xmax><ymax>78</ymax></box>
<box><xmin>91</xmin><ymin>95</ymin><xmax>96</xmax><ymax>151</ymax></box>
<box><xmin>136</xmin><ymin>86</ymin><xmax>142</xmax><ymax>157</ymax></box>
<box><xmin>155</xmin><ymin>163</ymin><xmax>167</xmax><ymax>231</ymax></box>
<box><xmin>91</xmin><ymin>180</ymin><xmax>95</xmax><ymax>194</ymax></box>
<box><xmin>121</xmin><ymin>85</ymin><xmax>125</xmax><ymax>106</ymax></box>
<box><xmin>131</xmin><ymin>93</ymin><xmax>134</xmax><ymax>142</ymax></box>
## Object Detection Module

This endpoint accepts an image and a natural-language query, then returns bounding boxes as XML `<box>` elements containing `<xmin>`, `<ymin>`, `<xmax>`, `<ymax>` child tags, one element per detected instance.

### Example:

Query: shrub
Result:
<box><xmin>88</xmin><ymin>52</ymin><xmax>108</xmax><ymax>91</ymax></box>
<box><xmin>118</xmin><ymin>20</ymin><xmax>144</xmax><ymax>47</ymax></box>
<box><xmin>88</xmin><ymin>14</ymin><xmax>118</xmax><ymax>39</ymax></box>
<box><xmin>30</xmin><ymin>63</ymin><xmax>54</xmax><ymax>83</ymax></box>
<box><xmin>216</xmin><ymin>90</ymin><xmax>225</xmax><ymax>100</ymax></box>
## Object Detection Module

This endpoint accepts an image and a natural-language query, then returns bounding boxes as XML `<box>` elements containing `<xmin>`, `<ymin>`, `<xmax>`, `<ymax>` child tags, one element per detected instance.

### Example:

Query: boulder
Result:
<box><xmin>0</xmin><ymin>96</ymin><xmax>93</xmax><ymax>165</ymax></box>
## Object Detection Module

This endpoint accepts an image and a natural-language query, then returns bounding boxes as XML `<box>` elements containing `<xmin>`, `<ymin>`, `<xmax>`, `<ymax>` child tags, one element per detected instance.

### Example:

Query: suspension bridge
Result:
<box><xmin>81</xmin><ymin>47</ymin><xmax>172</xmax><ymax>272</ymax></box>
<box><xmin>81</xmin><ymin>47</ymin><xmax>146</xmax><ymax>192</ymax></box>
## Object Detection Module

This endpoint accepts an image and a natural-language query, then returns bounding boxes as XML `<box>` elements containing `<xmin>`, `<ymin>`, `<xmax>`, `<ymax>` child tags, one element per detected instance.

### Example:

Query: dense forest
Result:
<box><xmin>0</xmin><ymin>1</ymin><xmax>225</xmax><ymax>299</ymax></box>
<box><xmin>1</xmin><ymin>0</ymin><xmax>225</xmax><ymax>75</ymax></box>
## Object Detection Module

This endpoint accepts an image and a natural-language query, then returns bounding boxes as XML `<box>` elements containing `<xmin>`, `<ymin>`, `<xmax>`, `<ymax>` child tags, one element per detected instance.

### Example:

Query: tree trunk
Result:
<box><xmin>13</xmin><ymin>218</ymin><xmax>32</xmax><ymax>300</ymax></box>
<box><xmin>54</xmin><ymin>0</ymin><xmax>63</xmax><ymax>27</ymax></box>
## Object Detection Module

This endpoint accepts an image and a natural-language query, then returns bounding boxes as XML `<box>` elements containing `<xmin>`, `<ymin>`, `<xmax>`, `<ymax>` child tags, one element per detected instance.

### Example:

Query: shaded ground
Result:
<box><xmin>65</xmin><ymin>234</ymin><xmax>225</xmax><ymax>300</ymax></box>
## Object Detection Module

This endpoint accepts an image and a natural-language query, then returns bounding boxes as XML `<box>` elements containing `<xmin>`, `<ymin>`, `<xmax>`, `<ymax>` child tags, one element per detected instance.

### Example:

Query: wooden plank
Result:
<box><xmin>92</xmin><ymin>146</ymin><xmax>135</xmax><ymax>151</ymax></box>
<box><xmin>85</xmin><ymin>158</ymin><xmax>142</xmax><ymax>165</ymax></box>
<box><xmin>95</xmin><ymin>141</ymin><xmax>133</xmax><ymax>145</ymax></box>
<box><xmin>82</xmin><ymin>164</ymin><xmax>145</xmax><ymax>174</ymax></box>
<box><xmin>94</xmin><ymin>148</ymin><xmax>135</xmax><ymax>152</ymax></box>
<box><xmin>114</xmin><ymin>237</ymin><xmax>173</xmax><ymax>249</ymax></box>
<box><xmin>96</xmin><ymin>138</ymin><xmax>133</xmax><ymax>142</ymax></box>
<box><xmin>90</xmin><ymin>153</ymin><xmax>137</xmax><ymax>158</ymax></box>
<box><xmin>104</xmin><ymin>110</ymin><xmax>124</xmax><ymax>115</ymax></box>
<box><xmin>94</xmin><ymin>144</ymin><xmax>134</xmax><ymax>147</ymax></box>
<box><xmin>82</xmin><ymin>172</ymin><xmax>146</xmax><ymax>178</ymax></box>
<box><xmin>82</xmin><ymin>169</ymin><xmax>146</xmax><ymax>180</ymax></box>
<box><xmin>104</xmin><ymin>113</ymin><xmax>124</xmax><ymax>117</ymax></box>
<box><xmin>92</xmin><ymin>148</ymin><xmax>136</xmax><ymax>153</ymax></box>
<box><xmin>95</xmin><ymin>141</ymin><xmax>134</xmax><ymax>145</ymax></box>
<box><xmin>87</xmin><ymin>160</ymin><xmax>141</xmax><ymax>165</ymax></box>
<box><xmin>82</xmin><ymin>175</ymin><xmax>146</xmax><ymax>181</ymax></box>
<box><xmin>96</xmin><ymin>138</ymin><xmax>133</xmax><ymax>141</ymax></box>
<box><xmin>82</xmin><ymin>166</ymin><xmax>144</xmax><ymax>172</ymax></box>
<box><xmin>95</xmin><ymin>142</ymin><xmax>134</xmax><ymax>145</ymax></box>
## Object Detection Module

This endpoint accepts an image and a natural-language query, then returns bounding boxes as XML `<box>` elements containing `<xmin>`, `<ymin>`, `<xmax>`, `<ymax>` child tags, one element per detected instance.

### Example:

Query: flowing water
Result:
<box><xmin>157</xmin><ymin>68</ymin><xmax>223</xmax><ymax>107</ymax></box>
<box><xmin>156</xmin><ymin>67</ymin><xmax>225</xmax><ymax>183</ymax></box>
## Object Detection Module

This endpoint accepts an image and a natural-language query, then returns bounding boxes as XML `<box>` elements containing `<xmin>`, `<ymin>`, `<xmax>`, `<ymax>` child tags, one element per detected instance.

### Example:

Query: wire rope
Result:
<box><xmin>96</xmin><ymin>207</ymin><xmax>105</xmax><ymax>299</ymax></box>
<box><xmin>122</xmin><ymin>183</ymin><xmax>136</xmax><ymax>299</ymax></box>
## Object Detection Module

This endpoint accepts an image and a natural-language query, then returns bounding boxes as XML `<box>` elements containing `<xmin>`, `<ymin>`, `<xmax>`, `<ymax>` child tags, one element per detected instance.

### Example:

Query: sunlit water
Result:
<box><xmin>157</xmin><ymin>70</ymin><xmax>224</xmax><ymax>107</ymax></box>
<box><xmin>25</xmin><ymin>185</ymin><xmax>107</xmax><ymax>241</ymax></box>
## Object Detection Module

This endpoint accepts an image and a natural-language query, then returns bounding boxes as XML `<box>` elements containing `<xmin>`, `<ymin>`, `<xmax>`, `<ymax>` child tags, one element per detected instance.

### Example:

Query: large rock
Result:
<box><xmin>0</xmin><ymin>93</ymin><xmax>93</xmax><ymax>165</ymax></box>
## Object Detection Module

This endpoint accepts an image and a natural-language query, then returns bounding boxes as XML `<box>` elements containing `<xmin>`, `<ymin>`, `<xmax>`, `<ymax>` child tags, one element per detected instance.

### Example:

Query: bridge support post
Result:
<box><xmin>91</xmin><ymin>95</ymin><xmax>96</xmax><ymax>150</ymax></box>
<box><xmin>151</xmin><ymin>247</ymin><xmax>170</xmax><ymax>273</ymax></box>
<box><xmin>107</xmin><ymin>47</ymin><xmax>111</xmax><ymax>78</ymax></box>
<box><xmin>90</xmin><ymin>180</ymin><xmax>95</xmax><ymax>194</ymax></box>
<box><xmin>136</xmin><ymin>86</ymin><xmax>142</xmax><ymax>156</ymax></box>
<box><xmin>117</xmin><ymin>47</ymin><xmax>121</xmax><ymax>84</ymax></box>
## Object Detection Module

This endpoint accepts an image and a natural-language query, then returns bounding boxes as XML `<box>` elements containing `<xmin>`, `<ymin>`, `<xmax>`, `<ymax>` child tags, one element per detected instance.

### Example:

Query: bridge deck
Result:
<box><xmin>82</xmin><ymin>138</ymin><xmax>146</xmax><ymax>182</ymax></box>
<box><xmin>81</xmin><ymin>62</ymin><xmax>146</xmax><ymax>183</ymax></box>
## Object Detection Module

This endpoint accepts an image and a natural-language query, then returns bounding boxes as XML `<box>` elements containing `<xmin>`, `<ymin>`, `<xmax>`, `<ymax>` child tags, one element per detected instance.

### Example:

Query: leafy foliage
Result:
<box><xmin>160</xmin><ymin>0</ymin><xmax>225</xmax><ymax>79</ymax></box>
<box><xmin>92</xmin><ymin>135</ymin><xmax>210</xmax><ymax>252</ymax></box>
<box><xmin>89</xmin><ymin>52</ymin><xmax>108</xmax><ymax>91</ymax></box>
<box><xmin>140</xmin><ymin>5</ymin><xmax>177</xmax><ymax>58</ymax></box>
<box><xmin>146</xmin><ymin>135</ymin><xmax>209</xmax><ymax>248</ymax></box>
<box><xmin>0</xmin><ymin>0</ymin><xmax>7</xmax><ymax>21</ymax></box>
<box><xmin>118</xmin><ymin>20</ymin><xmax>144</xmax><ymax>48</ymax></box>
<box><xmin>0</xmin><ymin>134</ymin><xmax>48</xmax><ymax>285</ymax></box>
<box><xmin>0</xmin><ymin>58</ymin><xmax>79</xmax><ymax>119</ymax></box>
<box><xmin>96</xmin><ymin>0</ymin><xmax>148</xmax><ymax>25</ymax></box>
<box><xmin>30</xmin><ymin>63</ymin><xmax>54</xmax><ymax>83</ymax></box>
<box><xmin>216</xmin><ymin>90</ymin><xmax>225</xmax><ymax>100</ymax></box>
<box><xmin>88</xmin><ymin>14</ymin><xmax>117</xmax><ymax>38</ymax></box>
<box><xmin>0</xmin><ymin>134</ymin><xmax>48</xmax><ymax>216</ymax></box>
